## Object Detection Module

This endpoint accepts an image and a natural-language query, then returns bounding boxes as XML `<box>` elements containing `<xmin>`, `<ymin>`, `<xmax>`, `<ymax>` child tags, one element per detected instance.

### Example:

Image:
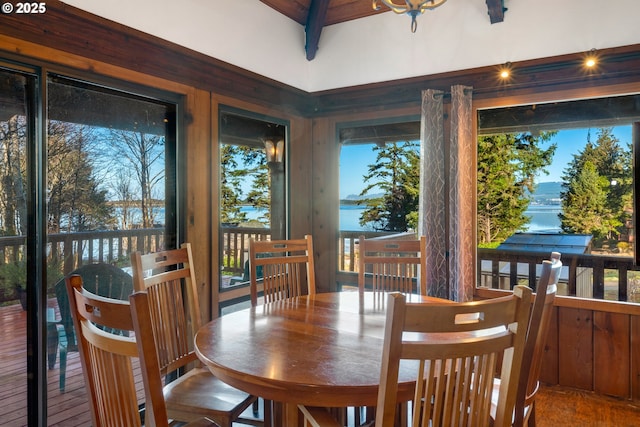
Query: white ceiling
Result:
<box><xmin>61</xmin><ymin>0</ymin><xmax>640</xmax><ymax>92</ymax></box>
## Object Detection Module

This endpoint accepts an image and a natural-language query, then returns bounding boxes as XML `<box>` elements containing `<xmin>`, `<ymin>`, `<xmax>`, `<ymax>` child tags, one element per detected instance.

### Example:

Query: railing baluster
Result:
<box><xmin>528</xmin><ymin>262</ymin><xmax>536</xmax><ymax>292</ymax></box>
<box><xmin>619</xmin><ymin>264</ymin><xmax>628</xmax><ymax>301</ymax></box>
<box><xmin>509</xmin><ymin>261</ymin><xmax>518</xmax><ymax>289</ymax></box>
<box><xmin>593</xmin><ymin>258</ymin><xmax>605</xmax><ymax>299</ymax></box>
<box><xmin>492</xmin><ymin>260</ymin><xmax>500</xmax><ymax>289</ymax></box>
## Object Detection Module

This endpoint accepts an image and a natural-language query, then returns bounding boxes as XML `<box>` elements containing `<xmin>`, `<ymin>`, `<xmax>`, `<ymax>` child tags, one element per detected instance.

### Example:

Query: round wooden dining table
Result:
<box><xmin>194</xmin><ymin>291</ymin><xmax>445</xmax><ymax>426</ymax></box>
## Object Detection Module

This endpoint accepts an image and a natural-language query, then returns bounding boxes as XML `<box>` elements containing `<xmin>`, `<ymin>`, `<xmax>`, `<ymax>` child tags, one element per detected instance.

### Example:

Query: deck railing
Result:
<box><xmin>220</xmin><ymin>226</ymin><xmax>271</xmax><ymax>277</ymax></box>
<box><xmin>0</xmin><ymin>228</ymin><xmax>165</xmax><ymax>302</ymax></box>
<box><xmin>1</xmin><ymin>228</ymin><xmax>638</xmax><ymax>305</ymax></box>
<box><xmin>336</xmin><ymin>232</ymin><xmax>640</xmax><ymax>304</ymax></box>
<box><xmin>477</xmin><ymin>247</ymin><xmax>640</xmax><ymax>302</ymax></box>
<box><xmin>0</xmin><ymin>228</ymin><xmax>165</xmax><ymax>268</ymax></box>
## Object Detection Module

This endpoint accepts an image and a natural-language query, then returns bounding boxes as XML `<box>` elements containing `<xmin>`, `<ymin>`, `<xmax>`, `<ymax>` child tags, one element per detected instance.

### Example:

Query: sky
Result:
<box><xmin>339</xmin><ymin>125</ymin><xmax>634</xmax><ymax>199</ymax></box>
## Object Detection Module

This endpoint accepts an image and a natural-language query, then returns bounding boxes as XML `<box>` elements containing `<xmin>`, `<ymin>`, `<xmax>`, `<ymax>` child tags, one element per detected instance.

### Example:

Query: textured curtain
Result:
<box><xmin>419</xmin><ymin>86</ymin><xmax>474</xmax><ymax>301</ymax></box>
<box><xmin>449</xmin><ymin>85</ymin><xmax>474</xmax><ymax>301</ymax></box>
<box><xmin>419</xmin><ymin>89</ymin><xmax>447</xmax><ymax>299</ymax></box>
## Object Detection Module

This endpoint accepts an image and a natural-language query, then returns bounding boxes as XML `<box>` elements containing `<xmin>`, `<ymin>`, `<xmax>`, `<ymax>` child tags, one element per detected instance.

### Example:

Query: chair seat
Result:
<box><xmin>164</xmin><ymin>367</ymin><xmax>257</xmax><ymax>423</ymax></box>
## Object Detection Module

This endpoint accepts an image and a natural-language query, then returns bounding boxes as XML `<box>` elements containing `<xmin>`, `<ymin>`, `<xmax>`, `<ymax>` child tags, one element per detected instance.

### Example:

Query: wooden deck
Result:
<box><xmin>1</xmin><ymin>301</ymin><xmax>95</xmax><ymax>427</ymax></box>
<box><xmin>0</xmin><ymin>301</ymin><xmax>261</xmax><ymax>427</ymax></box>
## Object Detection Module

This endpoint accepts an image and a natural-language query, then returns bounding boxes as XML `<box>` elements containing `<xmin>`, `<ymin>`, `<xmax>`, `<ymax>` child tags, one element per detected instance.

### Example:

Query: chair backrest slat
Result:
<box><xmin>358</xmin><ymin>235</ymin><xmax>427</xmax><ymax>297</ymax></box>
<box><xmin>130</xmin><ymin>243</ymin><xmax>201</xmax><ymax>375</ymax></box>
<box><xmin>249</xmin><ymin>234</ymin><xmax>316</xmax><ymax>306</ymax></box>
<box><xmin>514</xmin><ymin>252</ymin><xmax>562</xmax><ymax>425</ymax></box>
<box><xmin>66</xmin><ymin>275</ymin><xmax>172</xmax><ymax>427</ymax></box>
<box><xmin>375</xmin><ymin>286</ymin><xmax>533</xmax><ymax>427</ymax></box>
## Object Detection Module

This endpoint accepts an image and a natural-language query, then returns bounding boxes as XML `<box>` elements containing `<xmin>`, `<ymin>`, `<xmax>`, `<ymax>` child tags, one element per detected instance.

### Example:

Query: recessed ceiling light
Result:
<box><xmin>499</xmin><ymin>62</ymin><xmax>512</xmax><ymax>80</ymax></box>
<box><xmin>584</xmin><ymin>49</ymin><xmax>598</xmax><ymax>68</ymax></box>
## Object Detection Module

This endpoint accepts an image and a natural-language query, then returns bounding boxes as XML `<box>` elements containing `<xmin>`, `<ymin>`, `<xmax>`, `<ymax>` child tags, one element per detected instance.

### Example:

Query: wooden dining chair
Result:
<box><xmin>358</xmin><ymin>234</ymin><xmax>427</xmax><ymax>297</ymax></box>
<box><xmin>247</xmin><ymin>234</ymin><xmax>316</xmax><ymax>424</ymax></box>
<box><xmin>130</xmin><ymin>243</ymin><xmax>260</xmax><ymax>427</ymax></box>
<box><xmin>354</xmin><ymin>235</ymin><xmax>427</xmax><ymax>425</ymax></box>
<box><xmin>492</xmin><ymin>252</ymin><xmax>562</xmax><ymax>427</ymax></box>
<box><xmin>299</xmin><ymin>286</ymin><xmax>533</xmax><ymax>427</ymax></box>
<box><xmin>380</xmin><ymin>287</ymin><xmax>533</xmax><ymax>427</ymax></box>
<box><xmin>249</xmin><ymin>234</ymin><xmax>316</xmax><ymax>307</ymax></box>
<box><xmin>65</xmin><ymin>273</ymin><xmax>219</xmax><ymax>427</ymax></box>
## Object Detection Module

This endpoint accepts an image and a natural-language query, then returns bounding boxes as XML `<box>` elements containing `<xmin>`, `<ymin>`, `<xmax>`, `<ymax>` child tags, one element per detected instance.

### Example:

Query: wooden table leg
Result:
<box><xmin>283</xmin><ymin>402</ymin><xmax>301</xmax><ymax>426</ymax></box>
<box><xmin>271</xmin><ymin>401</ymin><xmax>283</xmax><ymax>427</ymax></box>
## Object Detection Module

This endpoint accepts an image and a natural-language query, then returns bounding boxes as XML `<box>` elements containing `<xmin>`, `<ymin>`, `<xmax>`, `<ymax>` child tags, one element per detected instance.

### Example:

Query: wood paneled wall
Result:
<box><xmin>476</xmin><ymin>288</ymin><xmax>640</xmax><ymax>400</ymax></box>
<box><xmin>3</xmin><ymin>1</ymin><xmax>640</xmax><ymax>319</ymax></box>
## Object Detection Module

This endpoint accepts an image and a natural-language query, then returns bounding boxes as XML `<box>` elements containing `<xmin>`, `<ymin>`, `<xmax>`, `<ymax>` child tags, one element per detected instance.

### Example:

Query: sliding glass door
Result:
<box><xmin>0</xmin><ymin>64</ymin><xmax>36</xmax><ymax>427</ymax></box>
<box><xmin>0</xmin><ymin>60</ymin><xmax>180</xmax><ymax>426</ymax></box>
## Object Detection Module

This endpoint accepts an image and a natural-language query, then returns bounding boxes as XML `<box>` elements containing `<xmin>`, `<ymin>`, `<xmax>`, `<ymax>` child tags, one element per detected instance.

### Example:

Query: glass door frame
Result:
<box><xmin>1</xmin><ymin>55</ymin><xmax>185</xmax><ymax>425</ymax></box>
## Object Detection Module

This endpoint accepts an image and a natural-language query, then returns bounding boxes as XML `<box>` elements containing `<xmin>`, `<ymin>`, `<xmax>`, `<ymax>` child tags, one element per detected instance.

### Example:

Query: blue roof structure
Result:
<box><xmin>496</xmin><ymin>232</ymin><xmax>592</xmax><ymax>254</ymax></box>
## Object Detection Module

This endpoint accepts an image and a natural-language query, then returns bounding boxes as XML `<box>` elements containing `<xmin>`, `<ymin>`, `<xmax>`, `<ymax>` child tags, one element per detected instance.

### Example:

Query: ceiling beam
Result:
<box><xmin>485</xmin><ymin>0</ymin><xmax>505</xmax><ymax>24</ymax></box>
<box><xmin>305</xmin><ymin>0</ymin><xmax>330</xmax><ymax>61</ymax></box>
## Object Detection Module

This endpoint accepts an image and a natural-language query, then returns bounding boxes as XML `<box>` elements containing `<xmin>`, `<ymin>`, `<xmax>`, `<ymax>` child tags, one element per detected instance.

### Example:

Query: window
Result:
<box><xmin>218</xmin><ymin>108</ymin><xmax>288</xmax><ymax>309</ymax></box>
<box><xmin>337</xmin><ymin>119</ymin><xmax>420</xmax><ymax>275</ymax></box>
<box><xmin>477</xmin><ymin>94</ymin><xmax>639</xmax><ymax>301</ymax></box>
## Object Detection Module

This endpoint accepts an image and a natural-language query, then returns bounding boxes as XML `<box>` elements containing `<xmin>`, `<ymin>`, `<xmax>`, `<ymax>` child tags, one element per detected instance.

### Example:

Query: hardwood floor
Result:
<box><xmin>536</xmin><ymin>384</ymin><xmax>640</xmax><ymax>426</ymax></box>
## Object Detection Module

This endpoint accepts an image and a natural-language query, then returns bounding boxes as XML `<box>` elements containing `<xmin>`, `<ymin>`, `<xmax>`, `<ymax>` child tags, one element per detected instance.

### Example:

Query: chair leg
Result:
<box><xmin>253</xmin><ymin>398</ymin><xmax>259</xmax><ymax>416</ymax></box>
<box><xmin>528</xmin><ymin>401</ymin><xmax>536</xmax><ymax>426</ymax></box>
<box><xmin>396</xmin><ymin>401</ymin><xmax>407</xmax><ymax>427</ymax></box>
<box><xmin>354</xmin><ymin>406</ymin><xmax>374</xmax><ymax>426</ymax></box>
<box><xmin>272</xmin><ymin>401</ymin><xmax>282</xmax><ymax>427</ymax></box>
<box><xmin>58</xmin><ymin>327</ymin><xmax>68</xmax><ymax>391</ymax></box>
<box><xmin>47</xmin><ymin>323</ymin><xmax>58</xmax><ymax>370</ymax></box>
<box><xmin>46</xmin><ymin>309</ymin><xmax>58</xmax><ymax>370</ymax></box>
<box><xmin>264</xmin><ymin>399</ymin><xmax>272</xmax><ymax>427</ymax></box>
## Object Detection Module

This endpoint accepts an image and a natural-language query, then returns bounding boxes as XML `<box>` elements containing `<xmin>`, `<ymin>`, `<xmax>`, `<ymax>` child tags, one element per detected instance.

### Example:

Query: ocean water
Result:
<box><xmin>525</xmin><ymin>205</ymin><xmax>562</xmax><ymax>233</ymax></box>
<box><xmin>120</xmin><ymin>204</ymin><xmax>561</xmax><ymax>233</ymax></box>
<box><xmin>340</xmin><ymin>204</ymin><xmax>562</xmax><ymax>232</ymax></box>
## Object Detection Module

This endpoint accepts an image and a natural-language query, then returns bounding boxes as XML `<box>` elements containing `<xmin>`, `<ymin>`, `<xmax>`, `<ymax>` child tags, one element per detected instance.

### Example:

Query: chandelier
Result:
<box><xmin>373</xmin><ymin>0</ymin><xmax>447</xmax><ymax>33</ymax></box>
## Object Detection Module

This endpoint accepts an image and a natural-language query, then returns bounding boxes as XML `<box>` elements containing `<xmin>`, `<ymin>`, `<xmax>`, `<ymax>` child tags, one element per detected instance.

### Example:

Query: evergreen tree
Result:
<box><xmin>358</xmin><ymin>141</ymin><xmax>419</xmax><ymax>232</ymax></box>
<box><xmin>403</xmin><ymin>146</ymin><xmax>421</xmax><ymax>230</ymax></box>
<box><xmin>477</xmin><ymin>132</ymin><xmax>556</xmax><ymax>245</ymax></box>
<box><xmin>220</xmin><ymin>144</ymin><xmax>269</xmax><ymax>225</ymax></box>
<box><xmin>241</xmin><ymin>146</ymin><xmax>270</xmax><ymax>224</ymax></box>
<box><xmin>47</xmin><ymin>121</ymin><xmax>114</xmax><ymax>233</ymax></box>
<box><xmin>560</xmin><ymin>128</ymin><xmax>631</xmax><ymax>242</ymax></box>
<box><xmin>560</xmin><ymin>161</ymin><xmax>616</xmax><ymax>239</ymax></box>
<box><xmin>220</xmin><ymin>144</ymin><xmax>248</xmax><ymax>225</ymax></box>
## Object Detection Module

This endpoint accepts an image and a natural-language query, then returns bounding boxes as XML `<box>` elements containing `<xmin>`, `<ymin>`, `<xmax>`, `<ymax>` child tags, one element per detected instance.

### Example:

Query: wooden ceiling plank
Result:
<box><xmin>325</xmin><ymin>0</ymin><xmax>382</xmax><ymax>26</ymax></box>
<box><xmin>259</xmin><ymin>0</ymin><xmax>309</xmax><ymax>25</ymax></box>
<box><xmin>305</xmin><ymin>0</ymin><xmax>330</xmax><ymax>61</ymax></box>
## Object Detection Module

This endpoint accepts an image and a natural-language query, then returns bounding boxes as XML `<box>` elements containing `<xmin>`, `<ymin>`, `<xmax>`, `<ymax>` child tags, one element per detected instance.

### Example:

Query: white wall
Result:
<box><xmin>61</xmin><ymin>0</ymin><xmax>640</xmax><ymax>92</ymax></box>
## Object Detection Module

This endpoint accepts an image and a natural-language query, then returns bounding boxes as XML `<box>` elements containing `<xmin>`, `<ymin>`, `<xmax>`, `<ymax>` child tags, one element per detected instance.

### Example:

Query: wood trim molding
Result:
<box><xmin>2</xmin><ymin>1</ymin><xmax>639</xmax><ymax>118</ymax></box>
<box><xmin>312</xmin><ymin>44</ymin><xmax>640</xmax><ymax>115</ymax></box>
<box><xmin>475</xmin><ymin>287</ymin><xmax>640</xmax><ymax>316</ymax></box>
